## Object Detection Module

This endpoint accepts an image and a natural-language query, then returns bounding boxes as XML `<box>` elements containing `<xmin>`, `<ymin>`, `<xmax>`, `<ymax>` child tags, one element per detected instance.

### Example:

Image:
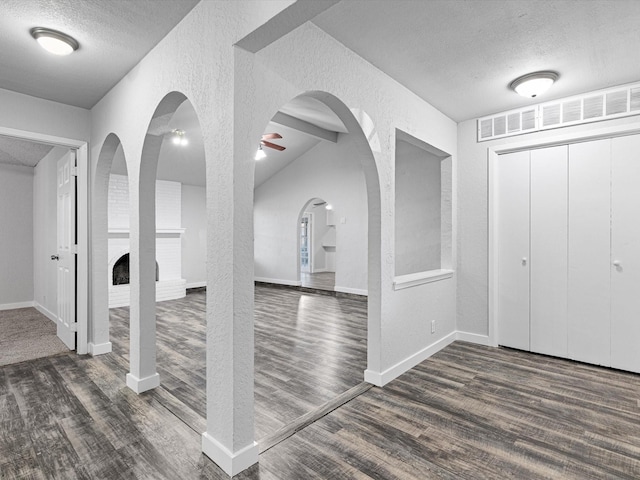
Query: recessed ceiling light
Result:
<box><xmin>31</xmin><ymin>27</ymin><xmax>79</xmax><ymax>56</ymax></box>
<box><xmin>510</xmin><ymin>71</ymin><xmax>559</xmax><ymax>98</ymax></box>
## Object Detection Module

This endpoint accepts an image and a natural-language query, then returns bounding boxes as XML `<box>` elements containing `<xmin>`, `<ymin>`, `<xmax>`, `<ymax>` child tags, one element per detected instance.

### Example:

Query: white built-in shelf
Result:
<box><xmin>393</xmin><ymin>269</ymin><xmax>454</xmax><ymax>290</ymax></box>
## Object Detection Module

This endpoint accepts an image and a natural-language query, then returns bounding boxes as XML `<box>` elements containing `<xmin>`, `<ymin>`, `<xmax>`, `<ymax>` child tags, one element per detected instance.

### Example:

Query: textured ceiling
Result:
<box><xmin>0</xmin><ymin>0</ymin><xmax>199</xmax><ymax>109</ymax></box>
<box><xmin>0</xmin><ymin>136</ymin><xmax>54</xmax><ymax>168</ymax></box>
<box><xmin>313</xmin><ymin>0</ymin><xmax>640</xmax><ymax>122</ymax></box>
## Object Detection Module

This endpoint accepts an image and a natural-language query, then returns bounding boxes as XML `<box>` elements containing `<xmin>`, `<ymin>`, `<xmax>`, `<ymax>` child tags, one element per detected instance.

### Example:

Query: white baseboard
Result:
<box><xmin>365</xmin><ymin>331</ymin><xmax>457</xmax><ymax>387</ymax></box>
<box><xmin>456</xmin><ymin>331</ymin><xmax>492</xmax><ymax>346</ymax></box>
<box><xmin>34</xmin><ymin>302</ymin><xmax>56</xmax><ymax>322</ymax></box>
<box><xmin>186</xmin><ymin>281</ymin><xmax>206</xmax><ymax>289</ymax></box>
<box><xmin>254</xmin><ymin>277</ymin><xmax>302</xmax><ymax>287</ymax></box>
<box><xmin>0</xmin><ymin>301</ymin><xmax>34</xmax><ymax>311</ymax></box>
<box><xmin>126</xmin><ymin>372</ymin><xmax>160</xmax><ymax>393</ymax></box>
<box><xmin>334</xmin><ymin>286</ymin><xmax>368</xmax><ymax>296</ymax></box>
<box><xmin>88</xmin><ymin>342</ymin><xmax>113</xmax><ymax>356</ymax></box>
<box><xmin>312</xmin><ymin>268</ymin><xmax>329</xmax><ymax>273</ymax></box>
<box><xmin>201</xmin><ymin>433</ymin><xmax>258</xmax><ymax>477</ymax></box>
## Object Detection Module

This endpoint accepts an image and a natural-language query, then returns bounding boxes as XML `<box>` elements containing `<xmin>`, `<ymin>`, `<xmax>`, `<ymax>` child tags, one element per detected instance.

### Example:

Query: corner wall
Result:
<box><xmin>0</xmin><ymin>164</ymin><xmax>34</xmax><ymax>308</ymax></box>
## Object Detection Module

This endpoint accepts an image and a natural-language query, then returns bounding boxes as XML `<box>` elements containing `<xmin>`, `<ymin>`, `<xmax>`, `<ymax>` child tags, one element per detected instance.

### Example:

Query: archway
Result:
<box><xmin>297</xmin><ymin>197</ymin><xmax>336</xmax><ymax>292</ymax></box>
<box><xmin>252</xmin><ymin>92</ymin><xmax>381</xmax><ymax>444</ymax></box>
<box><xmin>127</xmin><ymin>91</ymin><xmax>207</xmax><ymax>396</ymax></box>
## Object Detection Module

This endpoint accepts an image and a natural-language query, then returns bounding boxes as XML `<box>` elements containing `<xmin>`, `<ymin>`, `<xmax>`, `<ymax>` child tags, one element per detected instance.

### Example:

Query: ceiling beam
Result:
<box><xmin>272</xmin><ymin>112</ymin><xmax>338</xmax><ymax>143</ymax></box>
<box><xmin>235</xmin><ymin>0</ymin><xmax>340</xmax><ymax>53</ymax></box>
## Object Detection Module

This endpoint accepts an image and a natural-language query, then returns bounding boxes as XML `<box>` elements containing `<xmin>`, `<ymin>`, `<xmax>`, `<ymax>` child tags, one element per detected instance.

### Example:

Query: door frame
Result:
<box><xmin>0</xmin><ymin>126</ymin><xmax>89</xmax><ymax>355</ymax></box>
<box><xmin>488</xmin><ymin>122</ymin><xmax>640</xmax><ymax>349</ymax></box>
<box><xmin>300</xmin><ymin>212</ymin><xmax>312</xmax><ymax>273</ymax></box>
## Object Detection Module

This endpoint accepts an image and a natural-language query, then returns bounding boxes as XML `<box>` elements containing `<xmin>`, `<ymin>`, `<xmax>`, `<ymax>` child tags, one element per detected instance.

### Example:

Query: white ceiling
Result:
<box><xmin>313</xmin><ymin>0</ymin><xmax>640</xmax><ymax>122</ymax></box>
<box><xmin>2</xmin><ymin>0</ymin><xmax>640</xmax><ymax>171</ymax></box>
<box><xmin>0</xmin><ymin>136</ymin><xmax>54</xmax><ymax>168</ymax></box>
<box><xmin>0</xmin><ymin>0</ymin><xmax>199</xmax><ymax>109</ymax></box>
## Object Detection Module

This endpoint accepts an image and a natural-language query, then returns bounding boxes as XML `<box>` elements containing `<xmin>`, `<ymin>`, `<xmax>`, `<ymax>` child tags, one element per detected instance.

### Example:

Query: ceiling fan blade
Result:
<box><xmin>262</xmin><ymin>133</ymin><xmax>282</xmax><ymax>140</ymax></box>
<box><xmin>261</xmin><ymin>140</ymin><xmax>286</xmax><ymax>151</ymax></box>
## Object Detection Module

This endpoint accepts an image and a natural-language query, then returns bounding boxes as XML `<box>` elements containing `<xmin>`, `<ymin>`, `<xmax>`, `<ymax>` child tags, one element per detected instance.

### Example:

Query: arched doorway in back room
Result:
<box><xmin>252</xmin><ymin>92</ymin><xmax>380</xmax><ymax>446</ymax></box>
<box><xmin>298</xmin><ymin>197</ymin><xmax>336</xmax><ymax>292</ymax></box>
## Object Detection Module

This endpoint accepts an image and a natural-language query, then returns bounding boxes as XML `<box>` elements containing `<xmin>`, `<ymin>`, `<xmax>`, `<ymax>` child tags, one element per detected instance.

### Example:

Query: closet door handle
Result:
<box><xmin>613</xmin><ymin>260</ymin><xmax>621</xmax><ymax>268</ymax></box>
<box><xmin>521</xmin><ymin>257</ymin><xmax>527</xmax><ymax>266</ymax></box>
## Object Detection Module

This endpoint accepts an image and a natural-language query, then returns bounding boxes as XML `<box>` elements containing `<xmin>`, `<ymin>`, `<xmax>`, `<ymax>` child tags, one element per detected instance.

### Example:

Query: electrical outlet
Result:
<box><xmin>431</xmin><ymin>320</ymin><xmax>436</xmax><ymax>334</ymax></box>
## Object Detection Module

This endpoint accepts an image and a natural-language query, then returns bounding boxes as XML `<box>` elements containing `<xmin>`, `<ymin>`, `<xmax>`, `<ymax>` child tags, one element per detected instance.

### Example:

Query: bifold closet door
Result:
<box><xmin>568</xmin><ymin>140</ymin><xmax>611</xmax><ymax>366</ymax></box>
<box><xmin>496</xmin><ymin>151</ymin><xmax>530</xmax><ymax>350</ymax></box>
<box><xmin>530</xmin><ymin>146</ymin><xmax>568</xmax><ymax>358</ymax></box>
<box><xmin>611</xmin><ymin>134</ymin><xmax>640</xmax><ymax>373</ymax></box>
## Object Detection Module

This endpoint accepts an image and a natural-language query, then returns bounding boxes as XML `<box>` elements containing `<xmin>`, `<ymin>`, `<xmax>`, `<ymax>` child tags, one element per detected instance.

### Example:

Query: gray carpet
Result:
<box><xmin>0</xmin><ymin>307</ymin><xmax>69</xmax><ymax>366</ymax></box>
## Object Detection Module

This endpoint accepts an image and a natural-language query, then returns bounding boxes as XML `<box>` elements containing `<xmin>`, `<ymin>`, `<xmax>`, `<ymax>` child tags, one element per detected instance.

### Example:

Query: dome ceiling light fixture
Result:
<box><xmin>30</xmin><ymin>27</ymin><xmax>79</xmax><ymax>56</ymax></box>
<box><xmin>510</xmin><ymin>71</ymin><xmax>559</xmax><ymax>98</ymax></box>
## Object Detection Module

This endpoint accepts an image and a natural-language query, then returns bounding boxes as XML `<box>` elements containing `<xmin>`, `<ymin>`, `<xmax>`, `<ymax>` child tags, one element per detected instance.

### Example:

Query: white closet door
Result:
<box><xmin>568</xmin><ymin>140</ymin><xmax>611</xmax><ymax>366</ymax></box>
<box><xmin>611</xmin><ymin>134</ymin><xmax>640</xmax><ymax>373</ymax></box>
<box><xmin>530</xmin><ymin>145</ymin><xmax>568</xmax><ymax>357</ymax></box>
<box><xmin>496</xmin><ymin>151</ymin><xmax>530</xmax><ymax>350</ymax></box>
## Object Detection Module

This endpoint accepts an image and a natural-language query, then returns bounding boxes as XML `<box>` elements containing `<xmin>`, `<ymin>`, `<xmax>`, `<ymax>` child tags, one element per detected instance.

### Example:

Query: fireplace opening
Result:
<box><xmin>112</xmin><ymin>253</ymin><xmax>159</xmax><ymax>285</ymax></box>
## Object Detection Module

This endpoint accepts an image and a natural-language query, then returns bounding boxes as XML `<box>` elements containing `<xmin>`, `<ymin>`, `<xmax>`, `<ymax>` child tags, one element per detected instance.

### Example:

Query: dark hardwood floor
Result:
<box><xmin>2</xmin><ymin>287</ymin><xmax>640</xmax><ymax>478</ymax></box>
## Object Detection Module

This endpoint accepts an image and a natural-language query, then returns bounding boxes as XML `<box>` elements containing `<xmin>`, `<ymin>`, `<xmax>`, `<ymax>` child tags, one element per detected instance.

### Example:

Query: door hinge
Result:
<box><xmin>70</xmin><ymin>322</ymin><xmax>78</xmax><ymax>332</ymax></box>
<box><xmin>71</xmin><ymin>166</ymin><xmax>78</xmax><ymax>177</ymax></box>
<box><xmin>71</xmin><ymin>244</ymin><xmax>78</xmax><ymax>254</ymax></box>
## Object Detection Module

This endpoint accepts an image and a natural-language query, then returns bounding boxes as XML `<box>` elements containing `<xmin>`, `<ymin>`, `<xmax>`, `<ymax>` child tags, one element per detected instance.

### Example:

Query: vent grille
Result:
<box><xmin>478</xmin><ymin>82</ymin><xmax>640</xmax><ymax>141</ymax></box>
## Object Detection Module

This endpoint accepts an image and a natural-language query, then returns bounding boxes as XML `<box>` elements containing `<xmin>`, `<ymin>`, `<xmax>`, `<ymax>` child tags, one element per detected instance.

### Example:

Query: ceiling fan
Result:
<box><xmin>261</xmin><ymin>133</ymin><xmax>285</xmax><ymax>151</ymax></box>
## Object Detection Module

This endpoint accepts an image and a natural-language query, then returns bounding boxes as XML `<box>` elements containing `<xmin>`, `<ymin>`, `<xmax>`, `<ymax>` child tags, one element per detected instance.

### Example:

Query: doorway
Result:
<box><xmin>0</xmin><ymin>129</ymin><xmax>88</xmax><ymax>357</ymax></box>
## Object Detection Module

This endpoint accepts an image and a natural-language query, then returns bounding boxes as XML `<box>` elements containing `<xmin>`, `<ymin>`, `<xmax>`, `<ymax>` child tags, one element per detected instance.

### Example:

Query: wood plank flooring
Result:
<box><xmin>300</xmin><ymin>272</ymin><xmax>336</xmax><ymax>291</ymax></box>
<box><xmin>2</xmin><ymin>289</ymin><xmax>640</xmax><ymax>478</ymax></box>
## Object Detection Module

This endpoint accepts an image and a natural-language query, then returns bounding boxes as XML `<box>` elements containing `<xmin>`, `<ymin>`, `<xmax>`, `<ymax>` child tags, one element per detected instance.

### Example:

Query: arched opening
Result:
<box><xmin>297</xmin><ymin>197</ymin><xmax>336</xmax><ymax>291</ymax></box>
<box><xmin>126</xmin><ymin>91</ymin><xmax>207</xmax><ymax>398</ymax></box>
<box><xmin>92</xmin><ymin>133</ymin><xmax>128</xmax><ymax>355</ymax></box>
<box><xmin>253</xmin><ymin>92</ymin><xmax>381</xmax><ymax>444</ymax></box>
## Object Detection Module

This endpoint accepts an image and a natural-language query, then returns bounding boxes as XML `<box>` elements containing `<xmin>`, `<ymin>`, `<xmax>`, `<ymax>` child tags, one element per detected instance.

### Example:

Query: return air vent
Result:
<box><xmin>478</xmin><ymin>82</ymin><xmax>640</xmax><ymax>142</ymax></box>
<box><xmin>477</xmin><ymin>107</ymin><xmax>537</xmax><ymax>140</ymax></box>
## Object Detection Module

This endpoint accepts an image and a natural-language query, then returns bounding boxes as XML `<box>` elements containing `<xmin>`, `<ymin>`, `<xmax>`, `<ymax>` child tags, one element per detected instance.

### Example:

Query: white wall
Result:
<box><xmin>254</xmin><ymin>134</ymin><xmax>368</xmax><ymax>293</ymax></box>
<box><xmin>456</xmin><ymin>114</ymin><xmax>640</xmax><ymax>338</ymax></box>
<box><xmin>33</xmin><ymin>147</ymin><xmax>68</xmax><ymax>318</ymax></box>
<box><xmin>395</xmin><ymin>139</ymin><xmax>442</xmax><ymax>276</ymax></box>
<box><xmin>310</xmin><ymin>204</ymin><xmax>332</xmax><ymax>272</ymax></box>
<box><xmin>0</xmin><ymin>163</ymin><xmax>34</xmax><ymax>308</ymax></box>
<box><xmin>182</xmin><ymin>185</ymin><xmax>207</xmax><ymax>287</ymax></box>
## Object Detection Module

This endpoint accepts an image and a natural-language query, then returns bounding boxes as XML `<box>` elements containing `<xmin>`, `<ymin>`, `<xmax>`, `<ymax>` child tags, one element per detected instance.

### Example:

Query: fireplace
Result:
<box><xmin>112</xmin><ymin>253</ymin><xmax>159</xmax><ymax>285</ymax></box>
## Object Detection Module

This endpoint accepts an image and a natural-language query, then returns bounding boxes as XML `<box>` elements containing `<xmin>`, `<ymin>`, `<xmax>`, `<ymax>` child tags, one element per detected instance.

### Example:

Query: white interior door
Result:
<box><xmin>530</xmin><ymin>145</ymin><xmax>568</xmax><ymax>357</ymax></box>
<box><xmin>611</xmin><ymin>134</ymin><xmax>640</xmax><ymax>373</ymax></box>
<box><xmin>567</xmin><ymin>140</ymin><xmax>610</xmax><ymax>366</ymax></box>
<box><xmin>496</xmin><ymin>151</ymin><xmax>530</xmax><ymax>350</ymax></box>
<box><xmin>56</xmin><ymin>150</ymin><xmax>76</xmax><ymax>350</ymax></box>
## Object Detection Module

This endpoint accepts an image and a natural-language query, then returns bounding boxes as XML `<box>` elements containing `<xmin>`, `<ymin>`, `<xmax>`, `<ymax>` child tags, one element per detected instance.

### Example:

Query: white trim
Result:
<box><xmin>201</xmin><ymin>433</ymin><xmax>258</xmax><ymax>477</ymax></box>
<box><xmin>0</xmin><ymin>301</ymin><xmax>35</xmax><ymax>311</ymax></box>
<box><xmin>393</xmin><ymin>269</ymin><xmax>454</xmax><ymax>290</ymax></box>
<box><xmin>186</xmin><ymin>281</ymin><xmax>207</xmax><ymax>289</ymax></box>
<box><xmin>126</xmin><ymin>372</ymin><xmax>160</xmax><ymax>393</ymax></box>
<box><xmin>334</xmin><ymin>286</ymin><xmax>368</xmax><ymax>296</ymax></box>
<box><xmin>364</xmin><ymin>331</ymin><xmax>456</xmax><ymax>386</ymax></box>
<box><xmin>487</xmin><ymin>123</ymin><xmax>640</xmax><ymax>348</ymax></box>
<box><xmin>456</xmin><ymin>331</ymin><xmax>493</xmax><ymax>346</ymax></box>
<box><xmin>312</xmin><ymin>267</ymin><xmax>329</xmax><ymax>273</ymax></box>
<box><xmin>34</xmin><ymin>302</ymin><xmax>57</xmax><ymax>322</ymax></box>
<box><xmin>254</xmin><ymin>277</ymin><xmax>302</xmax><ymax>287</ymax></box>
<box><xmin>88</xmin><ymin>342</ymin><xmax>112</xmax><ymax>356</ymax></box>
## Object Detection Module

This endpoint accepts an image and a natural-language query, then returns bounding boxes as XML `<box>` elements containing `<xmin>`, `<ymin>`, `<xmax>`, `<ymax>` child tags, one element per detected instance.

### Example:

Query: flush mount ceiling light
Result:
<box><xmin>171</xmin><ymin>129</ymin><xmax>188</xmax><ymax>146</ymax></box>
<box><xmin>510</xmin><ymin>71</ymin><xmax>559</xmax><ymax>98</ymax></box>
<box><xmin>30</xmin><ymin>27</ymin><xmax>79</xmax><ymax>56</ymax></box>
<box><xmin>255</xmin><ymin>145</ymin><xmax>266</xmax><ymax>161</ymax></box>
